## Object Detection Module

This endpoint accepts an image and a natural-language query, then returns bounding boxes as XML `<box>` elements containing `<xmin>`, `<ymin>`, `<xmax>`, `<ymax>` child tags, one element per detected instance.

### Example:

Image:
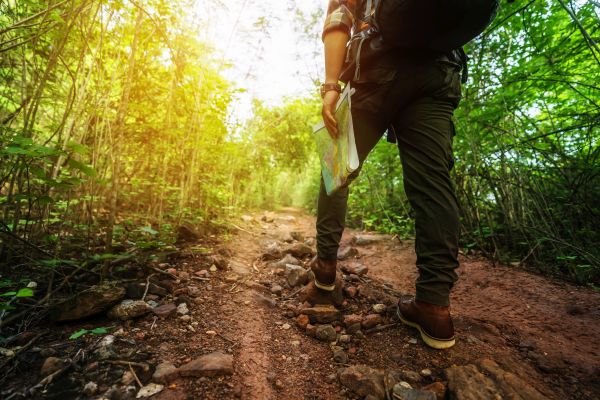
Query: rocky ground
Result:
<box><xmin>1</xmin><ymin>209</ymin><xmax>599</xmax><ymax>399</ymax></box>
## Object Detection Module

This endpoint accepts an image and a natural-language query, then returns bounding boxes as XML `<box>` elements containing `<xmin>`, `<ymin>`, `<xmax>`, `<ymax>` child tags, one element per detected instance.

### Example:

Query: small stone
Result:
<box><xmin>176</xmin><ymin>303</ymin><xmax>189</xmax><ymax>315</ymax></box>
<box><xmin>400</xmin><ymin>370</ymin><xmax>422</xmax><ymax>383</ymax></box>
<box><xmin>188</xmin><ymin>286</ymin><xmax>201</xmax><ymax>297</ymax></box>
<box><xmin>290</xmin><ymin>231</ymin><xmax>304</xmax><ymax>242</ymax></box>
<box><xmin>337</xmin><ymin>246</ymin><xmax>358</xmax><ymax>260</ymax></box>
<box><xmin>152</xmin><ymin>303</ymin><xmax>177</xmax><ymax>318</ymax></box>
<box><xmin>372</xmin><ymin>304</ymin><xmax>386</xmax><ymax>314</ymax></box>
<box><xmin>211</xmin><ymin>255</ymin><xmax>228</xmax><ymax>270</ymax></box>
<box><xmin>332</xmin><ymin>346</ymin><xmax>348</xmax><ymax>364</ymax></box>
<box><xmin>285</xmin><ymin>264</ymin><xmax>309</xmax><ymax>287</ymax></box>
<box><xmin>209</xmin><ymin>265</ymin><xmax>218</xmax><ymax>272</ymax></box>
<box><xmin>347</xmin><ymin>323</ymin><xmax>362</xmax><ymax>334</ymax></box>
<box><xmin>393</xmin><ymin>385</ymin><xmax>437</xmax><ymax>400</ymax></box>
<box><xmin>275</xmin><ymin>379</ymin><xmax>285</xmax><ymax>390</ymax></box>
<box><xmin>341</xmin><ymin>262</ymin><xmax>368</xmax><ymax>276</ymax></box>
<box><xmin>300</xmin><ymin>305</ymin><xmax>342</xmax><ymax>324</ymax></box>
<box><xmin>305</xmin><ymin>324</ymin><xmax>317</xmax><ymax>337</ymax></box>
<box><xmin>152</xmin><ymin>362</ymin><xmax>178</xmax><ymax>383</ymax></box>
<box><xmin>281</xmin><ymin>323</ymin><xmax>291</xmax><ymax>330</ymax></box>
<box><xmin>40</xmin><ymin>357</ymin><xmax>65</xmax><ymax>376</ymax></box>
<box><xmin>253</xmin><ymin>292</ymin><xmax>277</xmax><ymax>307</ymax></box>
<box><xmin>361</xmin><ymin>314</ymin><xmax>383</xmax><ymax>329</ymax></box>
<box><xmin>146</xmin><ymin>300</ymin><xmax>159</xmax><ymax>308</ymax></box>
<box><xmin>353</xmin><ymin>234</ymin><xmax>386</xmax><ymax>246</ymax></box>
<box><xmin>344</xmin><ymin>286</ymin><xmax>358</xmax><ymax>298</ymax></box>
<box><xmin>27</xmin><ymin>281</ymin><xmax>38</xmax><ymax>289</ymax></box>
<box><xmin>108</xmin><ymin>300</ymin><xmax>151</xmax><ymax>320</ymax></box>
<box><xmin>122</xmin><ymin>370</ymin><xmax>135</xmax><ymax>385</ymax></box>
<box><xmin>179</xmin><ymin>315</ymin><xmax>191</xmax><ymax>322</ymax></box>
<box><xmin>296</xmin><ymin>314</ymin><xmax>310</xmax><ymax>329</ymax></box>
<box><xmin>344</xmin><ymin>314</ymin><xmax>362</xmax><ymax>326</ymax></box>
<box><xmin>178</xmin><ymin>352</ymin><xmax>234</xmax><ymax>377</ymax></box>
<box><xmin>270</xmin><ymin>254</ymin><xmax>300</xmax><ymax>271</ymax></box>
<box><xmin>291</xmin><ymin>340</ymin><xmax>300</xmax><ymax>346</ymax></box>
<box><xmin>271</xmin><ymin>284</ymin><xmax>283</xmax><ymax>296</ymax></box>
<box><xmin>178</xmin><ymin>271</ymin><xmax>190</xmax><ymax>281</ymax></box>
<box><xmin>286</xmin><ymin>242</ymin><xmax>314</xmax><ymax>258</ymax></box>
<box><xmin>206</xmin><ymin>330</ymin><xmax>217</xmax><ymax>336</ymax></box>
<box><xmin>422</xmin><ymin>381</ymin><xmax>446</xmax><ymax>400</ymax></box>
<box><xmin>136</xmin><ymin>383</ymin><xmax>164</xmax><ymax>398</ymax></box>
<box><xmin>421</xmin><ymin>368</ymin><xmax>432</xmax><ymax>377</ymax></box>
<box><xmin>338</xmin><ymin>365</ymin><xmax>386</xmax><ymax>400</ymax></box>
<box><xmin>196</xmin><ymin>270</ymin><xmax>210</xmax><ymax>278</ymax></box>
<box><xmin>339</xmin><ymin>334</ymin><xmax>351</xmax><ymax>343</ymax></box>
<box><xmin>315</xmin><ymin>324</ymin><xmax>337</xmax><ymax>342</ymax></box>
<box><xmin>82</xmin><ymin>381</ymin><xmax>98</xmax><ymax>396</ymax></box>
<box><xmin>408</xmin><ymin>338</ymin><xmax>418</xmax><ymax>345</ymax></box>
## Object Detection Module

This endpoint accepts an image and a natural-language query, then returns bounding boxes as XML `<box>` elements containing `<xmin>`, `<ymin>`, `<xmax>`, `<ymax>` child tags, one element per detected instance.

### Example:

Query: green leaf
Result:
<box><xmin>90</xmin><ymin>327</ymin><xmax>110</xmax><ymax>335</ymax></box>
<box><xmin>0</xmin><ymin>291</ymin><xmax>17</xmax><ymax>297</ymax></box>
<box><xmin>140</xmin><ymin>226</ymin><xmax>158</xmax><ymax>235</ymax></box>
<box><xmin>69</xmin><ymin>329</ymin><xmax>89</xmax><ymax>340</ymax></box>
<box><xmin>66</xmin><ymin>159</ymin><xmax>97</xmax><ymax>177</ymax></box>
<box><xmin>16</xmin><ymin>288</ymin><xmax>34</xmax><ymax>297</ymax></box>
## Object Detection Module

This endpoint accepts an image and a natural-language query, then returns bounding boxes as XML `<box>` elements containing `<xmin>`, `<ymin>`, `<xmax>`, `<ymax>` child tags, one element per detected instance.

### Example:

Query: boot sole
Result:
<box><xmin>398</xmin><ymin>312</ymin><xmax>456</xmax><ymax>350</ymax></box>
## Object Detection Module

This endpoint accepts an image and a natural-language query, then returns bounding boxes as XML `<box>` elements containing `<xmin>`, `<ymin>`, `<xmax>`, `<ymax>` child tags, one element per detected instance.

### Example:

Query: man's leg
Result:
<box><xmin>394</xmin><ymin>97</ymin><xmax>460</xmax><ymax>349</ymax></box>
<box><xmin>315</xmin><ymin>109</ymin><xmax>387</xmax><ymax>261</ymax></box>
<box><xmin>395</xmin><ymin>98</ymin><xmax>460</xmax><ymax>306</ymax></box>
<box><xmin>308</xmin><ymin>109</ymin><xmax>386</xmax><ymax>305</ymax></box>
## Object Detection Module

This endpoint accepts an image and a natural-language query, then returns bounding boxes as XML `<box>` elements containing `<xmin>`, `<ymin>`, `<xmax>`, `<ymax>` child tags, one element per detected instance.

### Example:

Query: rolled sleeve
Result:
<box><xmin>322</xmin><ymin>1</ymin><xmax>354</xmax><ymax>41</ymax></box>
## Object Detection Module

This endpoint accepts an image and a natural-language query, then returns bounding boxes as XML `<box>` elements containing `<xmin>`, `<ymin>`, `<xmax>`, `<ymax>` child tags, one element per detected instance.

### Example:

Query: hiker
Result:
<box><xmin>305</xmin><ymin>0</ymin><xmax>499</xmax><ymax>349</ymax></box>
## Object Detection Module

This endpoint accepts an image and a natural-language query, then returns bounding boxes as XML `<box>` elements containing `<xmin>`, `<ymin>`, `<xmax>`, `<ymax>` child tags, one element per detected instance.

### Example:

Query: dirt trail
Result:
<box><xmin>215</xmin><ymin>209</ymin><xmax>600</xmax><ymax>399</ymax></box>
<box><xmin>4</xmin><ymin>209</ymin><xmax>599</xmax><ymax>400</ymax></box>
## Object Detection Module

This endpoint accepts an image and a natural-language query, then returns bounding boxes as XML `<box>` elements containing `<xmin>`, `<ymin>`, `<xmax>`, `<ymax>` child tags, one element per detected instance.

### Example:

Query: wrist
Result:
<box><xmin>320</xmin><ymin>83</ymin><xmax>342</xmax><ymax>98</ymax></box>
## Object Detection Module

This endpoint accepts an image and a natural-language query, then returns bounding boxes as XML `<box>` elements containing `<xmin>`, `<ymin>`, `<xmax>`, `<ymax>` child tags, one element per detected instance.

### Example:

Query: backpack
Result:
<box><xmin>340</xmin><ymin>0</ymin><xmax>500</xmax><ymax>83</ymax></box>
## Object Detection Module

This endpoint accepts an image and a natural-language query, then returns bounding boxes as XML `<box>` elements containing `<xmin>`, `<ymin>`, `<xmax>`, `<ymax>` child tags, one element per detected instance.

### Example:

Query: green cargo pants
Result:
<box><xmin>316</xmin><ymin>54</ymin><xmax>462</xmax><ymax>307</ymax></box>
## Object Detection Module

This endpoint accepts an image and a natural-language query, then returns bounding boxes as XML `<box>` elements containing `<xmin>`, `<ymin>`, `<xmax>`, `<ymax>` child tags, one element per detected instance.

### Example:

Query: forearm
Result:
<box><xmin>324</xmin><ymin>30</ymin><xmax>350</xmax><ymax>84</ymax></box>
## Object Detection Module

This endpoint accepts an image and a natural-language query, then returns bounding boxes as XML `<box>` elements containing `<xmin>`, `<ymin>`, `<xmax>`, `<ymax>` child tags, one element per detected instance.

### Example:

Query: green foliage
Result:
<box><xmin>69</xmin><ymin>327</ymin><xmax>111</xmax><ymax>340</ymax></box>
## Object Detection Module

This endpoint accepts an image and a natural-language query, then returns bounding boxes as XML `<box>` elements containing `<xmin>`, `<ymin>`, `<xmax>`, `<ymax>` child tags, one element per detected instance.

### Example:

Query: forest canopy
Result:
<box><xmin>1</xmin><ymin>0</ymin><xmax>599</xmax><ymax>304</ymax></box>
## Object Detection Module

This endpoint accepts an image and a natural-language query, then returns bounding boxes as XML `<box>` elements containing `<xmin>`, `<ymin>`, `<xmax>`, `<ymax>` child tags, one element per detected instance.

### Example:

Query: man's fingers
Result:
<box><xmin>323</xmin><ymin>108</ymin><xmax>338</xmax><ymax>138</ymax></box>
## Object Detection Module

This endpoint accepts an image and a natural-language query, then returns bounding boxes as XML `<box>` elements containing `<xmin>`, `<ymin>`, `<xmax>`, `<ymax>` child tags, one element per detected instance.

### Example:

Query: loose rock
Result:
<box><xmin>372</xmin><ymin>304</ymin><xmax>386</xmax><ymax>314</ymax></box>
<box><xmin>153</xmin><ymin>303</ymin><xmax>177</xmax><ymax>318</ymax></box>
<box><xmin>337</xmin><ymin>246</ymin><xmax>358</xmax><ymax>260</ymax></box>
<box><xmin>361</xmin><ymin>314</ymin><xmax>383</xmax><ymax>329</ymax></box>
<box><xmin>341</xmin><ymin>262</ymin><xmax>369</xmax><ymax>276</ymax></box>
<box><xmin>315</xmin><ymin>324</ymin><xmax>337</xmax><ymax>342</ymax></box>
<box><xmin>446</xmin><ymin>359</ymin><xmax>546</xmax><ymax>400</ymax></box>
<box><xmin>108</xmin><ymin>300</ymin><xmax>151</xmax><ymax>320</ymax></box>
<box><xmin>296</xmin><ymin>314</ymin><xmax>310</xmax><ymax>329</ymax></box>
<box><xmin>300</xmin><ymin>305</ymin><xmax>342</xmax><ymax>324</ymax></box>
<box><xmin>178</xmin><ymin>352</ymin><xmax>234</xmax><ymax>377</ymax></box>
<box><xmin>271</xmin><ymin>254</ymin><xmax>300</xmax><ymax>272</ymax></box>
<box><xmin>344</xmin><ymin>314</ymin><xmax>362</xmax><ymax>327</ymax></box>
<box><xmin>136</xmin><ymin>383</ymin><xmax>164</xmax><ymax>398</ymax></box>
<box><xmin>271</xmin><ymin>284</ymin><xmax>283</xmax><ymax>296</ymax></box>
<box><xmin>286</xmin><ymin>242</ymin><xmax>314</xmax><ymax>258</ymax></box>
<box><xmin>40</xmin><ymin>357</ymin><xmax>65</xmax><ymax>377</ymax></box>
<box><xmin>53</xmin><ymin>281</ymin><xmax>125</xmax><ymax>321</ymax></box>
<box><xmin>176</xmin><ymin>303</ymin><xmax>189</xmax><ymax>315</ymax></box>
<box><xmin>332</xmin><ymin>346</ymin><xmax>348</xmax><ymax>364</ymax></box>
<box><xmin>393</xmin><ymin>384</ymin><xmax>437</xmax><ymax>400</ymax></box>
<box><xmin>285</xmin><ymin>264</ymin><xmax>308</xmax><ymax>287</ymax></box>
<box><xmin>83</xmin><ymin>381</ymin><xmax>98</xmax><ymax>396</ymax></box>
<box><xmin>338</xmin><ymin>365</ymin><xmax>387</xmax><ymax>400</ymax></box>
<box><xmin>153</xmin><ymin>362</ymin><xmax>178</xmax><ymax>383</ymax></box>
<box><xmin>422</xmin><ymin>382</ymin><xmax>447</xmax><ymax>400</ymax></box>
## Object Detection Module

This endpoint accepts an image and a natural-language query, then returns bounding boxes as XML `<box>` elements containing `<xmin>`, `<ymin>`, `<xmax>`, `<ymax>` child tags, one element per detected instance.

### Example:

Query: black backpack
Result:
<box><xmin>340</xmin><ymin>0</ymin><xmax>500</xmax><ymax>83</ymax></box>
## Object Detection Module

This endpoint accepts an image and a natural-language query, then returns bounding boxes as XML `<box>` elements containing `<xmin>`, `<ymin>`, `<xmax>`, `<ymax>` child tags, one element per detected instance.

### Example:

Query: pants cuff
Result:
<box><xmin>415</xmin><ymin>286</ymin><xmax>450</xmax><ymax>307</ymax></box>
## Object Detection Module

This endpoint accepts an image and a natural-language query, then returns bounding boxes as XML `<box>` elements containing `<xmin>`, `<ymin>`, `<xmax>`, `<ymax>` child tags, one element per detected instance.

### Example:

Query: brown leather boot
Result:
<box><xmin>299</xmin><ymin>257</ymin><xmax>343</xmax><ymax>307</ymax></box>
<box><xmin>310</xmin><ymin>256</ymin><xmax>336</xmax><ymax>290</ymax></box>
<box><xmin>397</xmin><ymin>297</ymin><xmax>455</xmax><ymax>349</ymax></box>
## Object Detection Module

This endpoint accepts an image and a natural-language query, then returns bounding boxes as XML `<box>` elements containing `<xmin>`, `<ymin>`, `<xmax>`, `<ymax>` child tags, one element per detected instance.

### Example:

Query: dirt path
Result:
<box><xmin>213</xmin><ymin>209</ymin><xmax>600</xmax><ymax>399</ymax></box>
<box><xmin>3</xmin><ymin>209</ymin><xmax>599</xmax><ymax>399</ymax></box>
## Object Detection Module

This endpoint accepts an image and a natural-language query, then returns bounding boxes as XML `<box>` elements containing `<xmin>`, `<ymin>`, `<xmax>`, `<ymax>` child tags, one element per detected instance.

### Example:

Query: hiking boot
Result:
<box><xmin>310</xmin><ymin>256</ymin><xmax>336</xmax><ymax>290</ymax></box>
<box><xmin>397</xmin><ymin>297</ymin><xmax>455</xmax><ymax>349</ymax></box>
<box><xmin>299</xmin><ymin>257</ymin><xmax>343</xmax><ymax>307</ymax></box>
